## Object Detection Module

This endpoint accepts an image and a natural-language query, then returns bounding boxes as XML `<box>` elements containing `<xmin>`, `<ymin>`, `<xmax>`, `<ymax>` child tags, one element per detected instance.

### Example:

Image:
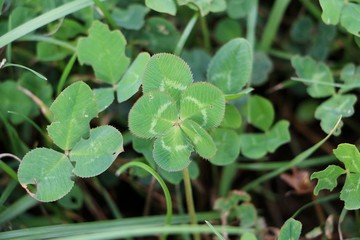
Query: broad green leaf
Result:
<box><xmin>291</xmin><ymin>56</ymin><xmax>335</xmax><ymax>98</ymax></box>
<box><xmin>36</xmin><ymin>42</ymin><xmax>68</xmax><ymax>61</ymax></box>
<box><xmin>207</xmin><ymin>38</ymin><xmax>252</xmax><ymax>95</ymax></box>
<box><xmin>128</xmin><ymin>91</ymin><xmax>177</xmax><ymax>138</ymax></box>
<box><xmin>240</xmin><ymin>120</ymin><xmax>290</xmax><ymax>159</ymax></box>
<box><xmin>180</xmin><ymin>119</ymin><xmax>216</xmax><ymax>159</ymax></box>
<box><xmin>355</xmin><ymin>36</ymin><xmax>360</xmax><ymax>47</ymax></box>
<box><xmin>180</xmin><ymin>83</ymin><xmax>225</xmax><ymax>129</ymax></box>
<box><xmin>139</xmin><ymin>17</ymin><xmax>180</xmax><ymax>53</ymax></box>
<box><xmin>143</xmin><ymin>53</ymin><xmax>193</xmax><ymax>102</ymax></box>
<box><xmin>210</xmin><ymin>128</ymin><xmax>240</xmax><ymax>166</ymax></box>
<box><xmin>145</xmin><ymin>0</ymin><xmax>176</xmax><ymax>15</ymax></box>
<box><xmin>243</xmin><ymin>95</ymin><xmax>274</xmax><ymax>131</ymax></box>
<box><xmin>153</xmin><ymin>126</ymin><xmax>193</xmax><ymax>172</ymax></box>
<box><xmin>117</xmin><ymin>52</ymin><xmax>150</xmax><ymax>103</ymax></box>
<box><xmin>340</xmin><ymin>173</ymin><xmax>360</xmax><ymax>210</ymax></box>
<box><xmin>214</xmin><ymin>18</ymin><xmax>242</xmax><ymax>44</ymax></box>
<box><xmin>340</xmin><ymin>63</ymin><xmax>360</xmax><ymax>92</ymax></box>
<box><xmin>319</xmin><ymin>0</ymin><xmax>343</xmax><ymax>25</ymax></box>
<box><xmin>333</xmin><ymin>143</ymin><xmax>360</xmax><ymax>173</ymax></box>
<box><xmin>221</xmin><ymin>104</ymin><xmax>242</xmax><ymax>129</ymax></box>
<box><xmin>236</xmin><ymin>203</ymin><xmax>257</xmax><ymax>227</ymax></box>
<box><xmin>18</xmin><ymin>148</ymin><xmax>74</xmax><ymax>202</ymax></box>
<box><xmin>226</xmin><ymin>0</ymin><xmax>254</xmax><ymax>19</ymax></box>
<box><xmin>311</xmin><ymin>165</ymin><xmax>345</xmax><ymax>195</ymax></box>
<box><xmin>278</xmin><ymin>218</ymin><xmax>302</xmax><ymax>240</ymax></box>
<box><xmin>251</xmin><ymin>52</ymin><xmax>273</xmax><ymax>86</ymax></box>
<box><xmin>47</xmin><ymin>81</ymin><xmax>98</xmax><ymax>150</ymax></box>
<box><xmin>77</xmin><ymin>21</ymin><xmax>129</xmax><ymax>84</ymax></box>
<box><xmin>70</xmin><ymin>126</ymin><xmax>123</xmax><ymax>177</ymax></box>
<box><xmin>315</xmin><ymin>94</ymin><xmax>357</xmax><ymax>135</ymax></box>
<box><xmin>0</xmin><ymin>81</ymin><xmax>32</xmax><ymax>124</ymax></box>
<box><xmin>266</xmin><ymin>120</ymin><xmax>291</xmax><ymax>152</ymax></box>
<box><xmin>93</xmin><ymin>88</ymin><xmax>114</xmax><ymax>113</ymax></box>
<box><xmin>112</xmin><ymin>4</ymin><xmax>150</xmax><ymax>30</ymax></box>
<box><xmin>340</xmin><ymin>3</ymin><xmax>360</xmax><ymax>37</ymax></box>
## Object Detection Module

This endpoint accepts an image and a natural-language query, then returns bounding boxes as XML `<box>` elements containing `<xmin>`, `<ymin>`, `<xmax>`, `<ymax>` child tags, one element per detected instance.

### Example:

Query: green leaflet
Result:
<box><xmin>243</xmin><ymin>95</ymin><xmax>274</xmax><ymax>131</ymax></box>
<box><xmin>70</xmin><ymin>126</ymin><xmax>123</xmax><ymax>178</ymax></box>
<box><xmin>93</xmin><ymin>87</ymin><xmax>115</xmax><ymax>113</ymax></box>
<box><xmin>117</xmin><ymin>52</ymin><xmax>150</xmax><ymax>103</ymax></box>
<box><xmin>153</xmin><ymin>126</ymin><xmax>193</xmax><ymax>172</ymax></box>
<box><xmin>340</xmin><ymin>3</ymin><xmax>360</xmax><ymax>37</ymax></box>
<box><xmin>143</xmin><ymin>53</ymin><xmax>193</xmax><ymax>102</ymax></box>
<box><xmin>210</xmin><ymin>128</ymin><xmax>240</xmax><ymax>166</ymax></box>
<box><xmin>319</xmin><ymin>0</ymin><xmax>343</xmax><ymax>25</ymax></box>
<box><xmin>312</xmin><ymin>143</ymin><xmax>360</xmax><ymax>210</ymax></box>
<box><xmin>220</xmin><ymin>104</ymin><xmax>242</xmax><ymax>129</ymax></box>
<box><xmin>128</xmin><ymin>91</ymin><xmax>178</xmax><ymax>138</ymax></box>
<box><xmin>314</xmin><ymin>94</ymin><xmax>357</xmax><ymax>135</ymax></box>
<box><xmin>145</xmin><ymin>0</ymin><xmax>176</xmax><ymax>15</ymax></box>
<box><xmin>180</xmin><ymin>119</ymin><xmax>216</xmax><ymax>159</ymax></box>
<box><xmin>180</xmin><ymin>82</ymin><xmax>225</xmax><ymax>129</ymax></box>
<box><xmin>311</xmin><ymin>165</ymin><xmax>345</xmax><ymax>195</ymax></box>
<box><xmin>340</xmin><ymin>63</ymin><xmax>360</xmax><ymax>92</ymax></box>
<box><xmin>77</xmin><ymin>21</ymin><xmax>129</xmax><ymax>84</ymax></box>
<box><xmin>278</xmin><ymin>218</ymin><xmax>302</xmax><ymax>240</ymax></box>
<box><xmin>18</xmin><ymin>148</ymin><xmax>74</xmax><ymax>202</ymax></box>
<box><xmin>112</xmin><ymin>4</ymin><xmax>150</xmax><ymax>30</ymax></box>
<box><xmin>240</xmin><ymin>120</ymin><xmax>290</xmax><ymax>159</ymax></box>
<box><xmin>207</xmin><ymin>38</ymin><xmax>252</xmax><ymax>95</ymax></box>
<box><xmin>47</xmin><ymin>81</ymin><xmax>98</xmax><ymax>150</ymax></box>
<box><xmin>291</xmin><ymin>55</ymin><xmax>335</xmax><ymax>98</ymax></box>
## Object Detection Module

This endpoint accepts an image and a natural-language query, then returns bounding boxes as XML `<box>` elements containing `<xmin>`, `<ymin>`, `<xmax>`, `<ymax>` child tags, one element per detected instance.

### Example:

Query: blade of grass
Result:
<box><xmin>21</xmin><ymin>35</ymin><xmax>76</xmax><ymax>52</ymax></box>
<box><xmin>0</xmin><ymin>212</ymin><xmax>221</xmax><ymax>239</ymax></box>
<box><xmin>242</xmin><ymin>116</ymin><xmax>342</xmax><ymax>191</ymax></box>
<box><xmin>174</xmin><ymin>12</ymin><xmax>198</xmax><ymax>55</ymax></box>
<box><xmin>0</xmin><ymin>0</ymin><xmax>94</xmax><ymax>48</ymax></box>
<box><xmin>205</xmin><ymin>220</ymin><xmax>225</xmax><ymax>240</ymax></box>
<box><xmin>259</xmin><ymin>0</ymin><xmax>291</xmax><ymax>52</ymax></box>
<box><xmin>93</xmin><ymin>0</ymin><xmax>117</xmax><ymax>30</ymax></box>
<box><xmin>57</xmin><ymin>53</ymin><xmax>77</xmax><ymax>96</ymax></box>
<box><xmin>0</xmin><ymin>195</ymin><xmax>38</xmax><ymax>225</ymax></box>
<box><xmin>116</xmin><ymin>161</ymin><xmax>172</xmax><ymax>226</ymax></box>
<box><xmin>291</xmin><ymin>193</ymin><xmax>338</xmax><ymax>218</ymax></box>
<box><xmin>3</xmin><ymin>63</ymin><xmax>47</xmax><ymax>81</ymax></box>
<box><xmin>0</xmin><ymin>180</ymin><xmax>17</xmax><ymax>206</ymax></box>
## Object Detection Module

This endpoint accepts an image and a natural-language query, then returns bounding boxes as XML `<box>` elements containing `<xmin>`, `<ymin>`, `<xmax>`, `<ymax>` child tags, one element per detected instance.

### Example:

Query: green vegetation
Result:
<box><xmin>1</xmin><ymin>0</ymin><xmax>360</xmax><ymax>239</ymax></box>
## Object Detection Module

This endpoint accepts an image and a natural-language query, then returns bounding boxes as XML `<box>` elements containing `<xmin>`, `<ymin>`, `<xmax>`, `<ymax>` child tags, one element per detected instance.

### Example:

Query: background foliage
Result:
<box><xmin>0</xmin><ymin>0</ymin><xmax>360</xmax><ymax>239</ymax></box>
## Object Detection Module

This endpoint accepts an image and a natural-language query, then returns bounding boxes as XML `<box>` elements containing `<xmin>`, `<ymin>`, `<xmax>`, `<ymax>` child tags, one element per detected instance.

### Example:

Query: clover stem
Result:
<box><xmin>182</xmin><ymin>167</ymin><xmax>200</xmax><ymax>240</ymax></box>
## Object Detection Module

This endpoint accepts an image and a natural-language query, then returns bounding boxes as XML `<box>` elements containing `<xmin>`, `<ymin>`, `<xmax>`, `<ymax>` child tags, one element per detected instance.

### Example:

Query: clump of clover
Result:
<box><xmin>129</xmin><ymin>53</ymin><xmax>225</xmax><ymax>172</ymax></box>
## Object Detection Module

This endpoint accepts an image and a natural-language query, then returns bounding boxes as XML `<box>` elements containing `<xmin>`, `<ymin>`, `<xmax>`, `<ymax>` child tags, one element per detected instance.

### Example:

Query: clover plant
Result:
<box><xmin>129</xmin><ymin>53</ymin><xmax>225</xmax><ymax>172</ymax></box>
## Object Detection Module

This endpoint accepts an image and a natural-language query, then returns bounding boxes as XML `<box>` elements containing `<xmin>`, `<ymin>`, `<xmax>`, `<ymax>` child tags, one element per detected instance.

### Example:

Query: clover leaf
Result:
<box><xmin>18</xmin><ymin>82</ymin><xmax>124</xmax><ymax>202</ymax></box>
<box><xmin>129</xmin><ymin>53</ymin><xmax>225</xmax><ymax>171</ymax></box>
<box><xmin>77</xmin><ymin>21</ymin><xmax>129</xmax><ymax>85</ymax></box>
<box><xmin>311</xmin><ymin>143</ymin><xmax>360</xmax><ymax>210</ymax></box>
